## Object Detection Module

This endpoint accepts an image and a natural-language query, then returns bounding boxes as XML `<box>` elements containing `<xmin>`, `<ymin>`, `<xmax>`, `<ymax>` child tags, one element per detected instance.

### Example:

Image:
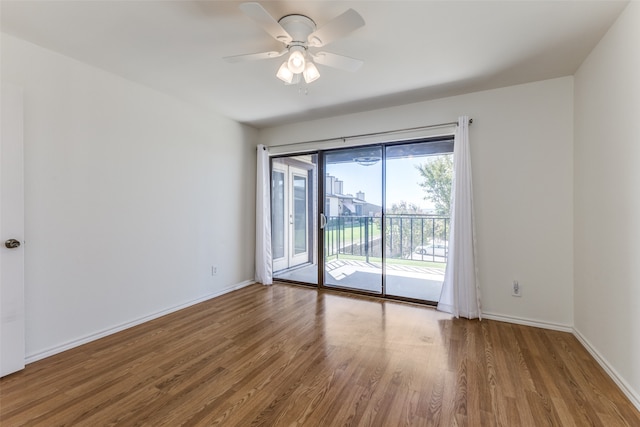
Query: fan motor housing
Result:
<box><xmin>278</xmin><ymin>14</ymin><xmax>316</xmax><ymax>45</ymax></box>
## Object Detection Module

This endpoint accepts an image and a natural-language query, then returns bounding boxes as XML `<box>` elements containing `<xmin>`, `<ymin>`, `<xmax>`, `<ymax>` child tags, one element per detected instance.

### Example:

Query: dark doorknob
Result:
<box><xmin>5</xmin><ymin>239</ymin><xmax>21</xmax><ymax>249</ymax></box>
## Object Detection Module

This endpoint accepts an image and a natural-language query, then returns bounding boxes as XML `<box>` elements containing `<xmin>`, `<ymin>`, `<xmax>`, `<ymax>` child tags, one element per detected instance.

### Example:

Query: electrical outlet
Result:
<box><xmin>512</xmin><ymin>280</ymin><xmax>521</xmax><ymax>297</ymax></box>
<box><xmin>212</xmin><ymin>266</ymin><xmax>218</xmax><ymax>276</ymax></box>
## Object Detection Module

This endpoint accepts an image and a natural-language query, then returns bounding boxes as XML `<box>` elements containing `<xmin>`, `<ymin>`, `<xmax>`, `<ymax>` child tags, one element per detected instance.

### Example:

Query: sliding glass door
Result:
<box><xmin>270</xmin><ymin>137</ymin><xmax>452</xmax><ymax>304</ymax></box>
<box><xmin>323</xmin><ymin>147</ymin><xmax>383</xmax><ymax>293</ymax></box>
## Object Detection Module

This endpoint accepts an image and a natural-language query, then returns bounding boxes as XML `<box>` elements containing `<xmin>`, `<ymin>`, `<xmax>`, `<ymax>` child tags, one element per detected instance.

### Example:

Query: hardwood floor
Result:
<box><xmin>1</xmin><ymin>283</ymin><xmax>639</xmax><ymax>426</ymax></box>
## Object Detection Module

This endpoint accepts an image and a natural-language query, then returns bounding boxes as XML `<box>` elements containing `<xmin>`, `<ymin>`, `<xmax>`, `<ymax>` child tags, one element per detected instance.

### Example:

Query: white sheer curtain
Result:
<box><xmin>255</xmin><ymin>144</ymin><xmax>273</xmax><ymax>285</ymax></box>
<box><xmin>438</xmin><ymin>116</ymin><xmax>481</xmax><ymax>319</ymax></box>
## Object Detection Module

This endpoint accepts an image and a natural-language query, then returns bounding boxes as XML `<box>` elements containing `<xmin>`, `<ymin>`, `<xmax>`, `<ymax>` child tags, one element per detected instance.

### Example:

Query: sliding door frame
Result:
<box><xmin>317</xmin><ymin>152</ymin><xmax>325</xmax><ymax>288</ymax></box>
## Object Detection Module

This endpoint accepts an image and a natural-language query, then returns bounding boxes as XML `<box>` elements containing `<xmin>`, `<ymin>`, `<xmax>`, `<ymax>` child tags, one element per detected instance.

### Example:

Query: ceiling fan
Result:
<box><xmin>224</xmin><ymin>2</ymin><xmax>365</xmax><ymax>84</ymax></box>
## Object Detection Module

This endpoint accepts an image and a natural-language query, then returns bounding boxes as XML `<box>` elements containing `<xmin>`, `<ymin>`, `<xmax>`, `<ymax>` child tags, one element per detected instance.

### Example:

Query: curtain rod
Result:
<box><xmin>269</xmin><ymin>118</ymin><xmax>473</xmax><ymax>150</ymax></box>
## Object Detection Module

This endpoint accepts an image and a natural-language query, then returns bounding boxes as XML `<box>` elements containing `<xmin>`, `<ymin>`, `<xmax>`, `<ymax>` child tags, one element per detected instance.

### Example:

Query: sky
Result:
<box><xmin>326</xmin><ymin>156</ymin><xmax>436</xmax><ymax>210</ymax></box>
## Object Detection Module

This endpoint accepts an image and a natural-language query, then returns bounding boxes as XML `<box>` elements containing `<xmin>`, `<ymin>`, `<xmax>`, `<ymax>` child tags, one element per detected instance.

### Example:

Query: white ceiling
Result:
<box><xmin>0</xmin><ymin>1</ymin><xmax>628</xmax><ymax>128</ymax></box>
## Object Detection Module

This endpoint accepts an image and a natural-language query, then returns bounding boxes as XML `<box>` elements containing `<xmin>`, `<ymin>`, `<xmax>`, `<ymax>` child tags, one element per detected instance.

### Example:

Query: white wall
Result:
<box><xmin>574</xmin><ymin>2</ymin><xmax>640</xmax><ymax>406</ymax></box>
<box><xmin>261</xmin><ymin>77</ymin><xmax>574</xmax><ymax>328</ymax></box>
<box><xmin>1</xmin><ymin>34</ymin><xmax>257</xmax><ymax>360</ymax></box>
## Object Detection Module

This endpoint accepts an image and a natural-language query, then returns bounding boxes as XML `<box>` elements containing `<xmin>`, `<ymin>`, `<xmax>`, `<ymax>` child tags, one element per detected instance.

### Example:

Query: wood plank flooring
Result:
<box><xmin>1</xmin><ymin>283</ymin><xmax>639</xmax><ymax>426</ymax></box>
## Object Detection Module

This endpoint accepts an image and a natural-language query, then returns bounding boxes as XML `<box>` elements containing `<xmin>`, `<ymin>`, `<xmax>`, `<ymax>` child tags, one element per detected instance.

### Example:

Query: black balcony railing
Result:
<box><xmin>324</xmin><ymin>214</ymin><xmax>449</xmax><ymax>263</ymax></box>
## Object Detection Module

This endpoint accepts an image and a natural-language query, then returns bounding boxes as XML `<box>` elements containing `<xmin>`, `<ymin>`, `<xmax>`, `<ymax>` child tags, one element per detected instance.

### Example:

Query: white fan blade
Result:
<box><xmin>307</xmin><ymin>9</ymin><xmax>365</xmax><ymax>47</ymax></box>
<box><xmin>239</xmin><ymin>2</ymin><xmax>292</xmax><ymax>44</ymax></box>
<box><xmin>224</xmin><ymin>50</ymin><xmax>287</xmax><ymax>63</ymax></box>
<box><xmin>312</xmin><ymin>52</ymin><xmax>363</xmax><ymax>72</ymax></box>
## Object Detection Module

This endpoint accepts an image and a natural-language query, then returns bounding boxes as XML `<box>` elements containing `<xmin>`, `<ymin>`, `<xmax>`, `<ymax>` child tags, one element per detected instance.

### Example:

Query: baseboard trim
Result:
<box><xmin>25</xmin><ymin>280</ymin><xmax>255</xmax><ymax>365</ymax></box>
<box><xmin>573</xmin><ymin>327</ymin><xmax>640</xmax><ymax>412</ymax></box>
<box><xmin>481</xmin><ymin>312</ymin><xmax>573</xmax><ymax>333</ymax></box>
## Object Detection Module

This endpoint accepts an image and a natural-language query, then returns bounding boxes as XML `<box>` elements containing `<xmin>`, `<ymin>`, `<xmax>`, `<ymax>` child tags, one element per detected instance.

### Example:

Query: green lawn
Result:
<box><xmin>324</xmin><ymin>222</ymin><xmax>381</xmax><ymax>246</ymax></box>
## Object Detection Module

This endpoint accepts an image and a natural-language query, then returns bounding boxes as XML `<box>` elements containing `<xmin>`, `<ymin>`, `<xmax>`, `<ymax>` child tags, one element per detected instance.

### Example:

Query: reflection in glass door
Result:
<box><xmin>272</xmin><ymin>155</ymin><xmax>318</xmax><ymax>284</ymax></box>
<box><xmin>323</xmin><ymin>147</ymin><xmax>382</xmax><ymax>293</ymax></box>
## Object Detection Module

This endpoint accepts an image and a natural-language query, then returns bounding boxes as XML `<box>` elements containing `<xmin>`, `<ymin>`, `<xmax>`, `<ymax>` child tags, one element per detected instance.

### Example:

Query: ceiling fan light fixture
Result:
<box><xmin>287</xmin><ymin>73</ymin><xmax>302</xmax><ymax>86</ymax></box>
<box><xmin>303</xmin><ymin>61</ymin><xmax>320</xmax><ymax>83</ymax></box>
<box><xmin>287</xmin><ymin>47</ymin><xmax>306</xmax><ymax>74</ymax></box>
<box><xmin>276</xmin><ymin>61</ymin><xmax>294</xmax><ymax>83</ymax></box>
<box><xmin>227</xmin><ymin>4</ymin><xmax>365</xmax><ymax>86</ymax></box>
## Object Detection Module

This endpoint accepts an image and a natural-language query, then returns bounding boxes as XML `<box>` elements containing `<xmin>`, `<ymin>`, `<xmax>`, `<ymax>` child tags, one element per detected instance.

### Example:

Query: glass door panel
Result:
<box><xmin>272</xmin><ymin>164</ymin><xmax>287</xmax><ymax>272</ymax></box>
<box><xmin>272</xmin><ymin>155</ymin><xmax>318</xmax><ymax>285</ymax></box>
<box><xmin>323</xmin><ymin>147</ymin><xmax>382</xmax><ymax>294</ymax></box>
<box><xmin>384</xmin><ymin>141</ymin><xmax>453</xmax><ymax>302</ymax></box>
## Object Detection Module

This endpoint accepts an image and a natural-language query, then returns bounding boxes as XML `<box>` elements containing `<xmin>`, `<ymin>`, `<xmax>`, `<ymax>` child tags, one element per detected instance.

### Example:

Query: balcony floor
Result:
<box><xmin>275</xmin><ymin>259</ymin><xmax>445</xmax><ymax>303</ymax></box>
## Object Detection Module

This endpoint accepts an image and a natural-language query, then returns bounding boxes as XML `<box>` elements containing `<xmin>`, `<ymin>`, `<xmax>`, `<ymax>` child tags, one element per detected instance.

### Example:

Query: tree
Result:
<box><xmin>416</xmin><ymin>154</ymin><xmax>453</xmax><ymax>215</ymax></box>
<box><xmin>389</xmin><ymin>201</ymin><xmax>421</xmax><ymax>215</ymax></box>
<box><xmin>384</xmin><ymin>201</ymin><xmax>421</xmax><ymax>257</ymax></box>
